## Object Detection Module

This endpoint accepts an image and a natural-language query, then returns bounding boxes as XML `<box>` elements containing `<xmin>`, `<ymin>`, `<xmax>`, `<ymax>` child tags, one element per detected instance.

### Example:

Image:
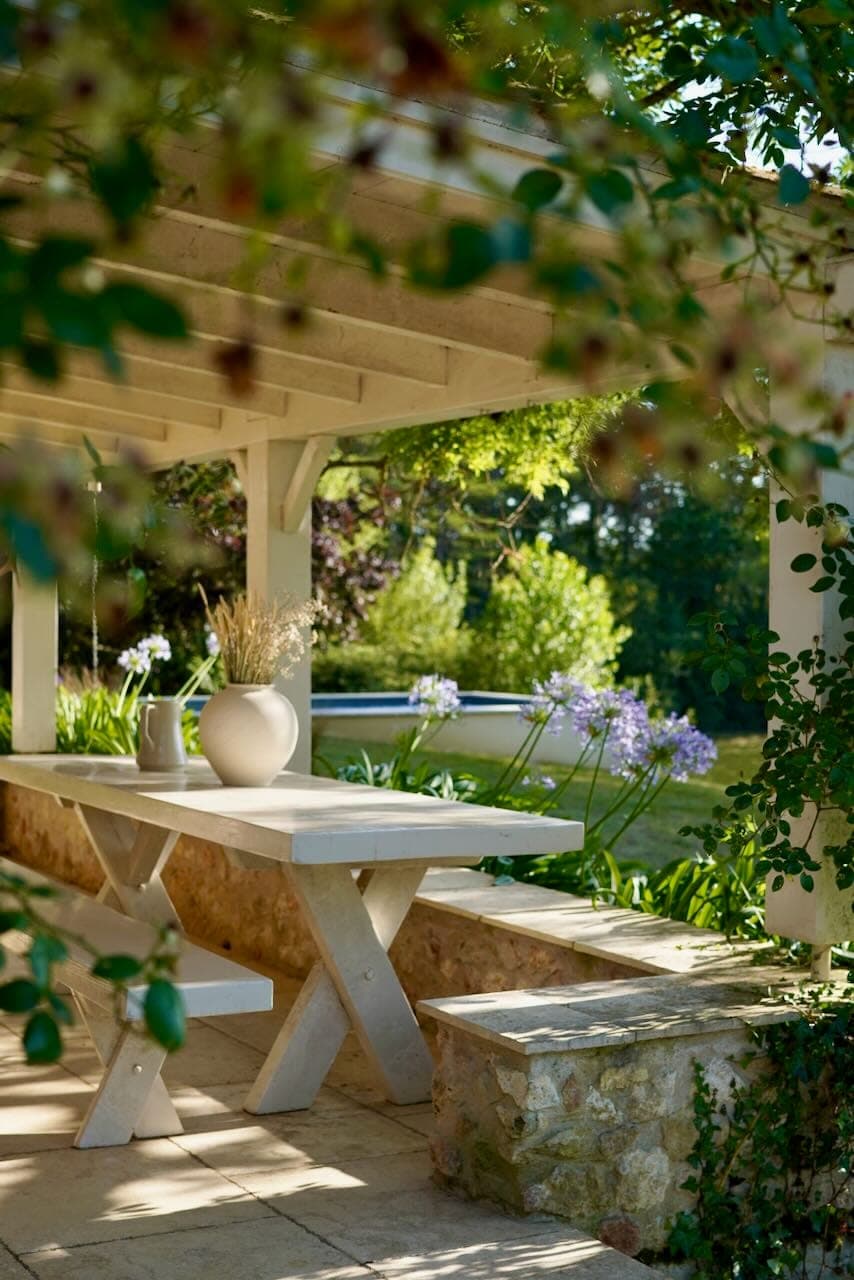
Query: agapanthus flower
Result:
<box><xmin>409</xmin><ymin>674</ymin><xmax>461</xmax><ymax>720</ymax></box>
<box><xmin>611</xmin><ymin>710</ymin><xmax>716</xmax><ymax>782</ymax></box>
<box><xmin>139</xmin><ymin>634</ymin><xmax>172</xmax><ymax>662</ymax></box>
<box><xmin>522</xmin><ymin>671</ymin><xmax>583</xmax><ymax>734</ymax></box>
<box><xmin>649</xmin><ymin>715</ymin><xmax>717</xmax><ymax>782</ymax></box>
<box><xmin>117</xmin><ymin>646</ymin><xmax>151</xmax><ymax>675</ymax></box>
<box><xmin>205</xmin><ymin>627</ymin><xmax>221</xmax><ymax>657</ymax></box>
<box><xmin>571</xmin><ymin>686</ymin><xmax>646</xmax><ymax>740</ymax></box>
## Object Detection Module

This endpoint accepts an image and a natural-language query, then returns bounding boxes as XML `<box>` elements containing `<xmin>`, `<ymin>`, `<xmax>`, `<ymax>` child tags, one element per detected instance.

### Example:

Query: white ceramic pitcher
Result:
<box><xmin>137</xmin><ymin>697</ymin><xmax>188</xmax><ymax>772</ymax></box>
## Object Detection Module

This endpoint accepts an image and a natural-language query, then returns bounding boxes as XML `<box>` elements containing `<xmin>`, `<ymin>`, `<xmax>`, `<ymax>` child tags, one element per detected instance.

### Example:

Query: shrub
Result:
<box><xmin>464</xmin><ymin>535</ymin><xmax>630</xmax><ymax>692</ymax></box>
<box><xmin>314</xmin><ymin>540</ymin><xmax>469</xmax><ymax>690</ymax></box>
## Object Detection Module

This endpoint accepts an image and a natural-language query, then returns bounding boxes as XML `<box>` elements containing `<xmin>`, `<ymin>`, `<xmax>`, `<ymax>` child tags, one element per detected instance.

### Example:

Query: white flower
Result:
<box><xmin>205</xmin><ymin>627</ymin><xmax>220</xmax><ymax>657</ymax></box>
<box><xmin>139</xmin><ymin>634</ymin><xmax>172</xmax><ymax>662</ymax></box>
<box><xmin>117</xmin><ymin>646</ymin><xmax>151</xmax><ymax>675</ymax></box>
<box><xmin>408</xmin><ymin>674</ymin><xmax>461</xmax><ymax>720</ymax></box>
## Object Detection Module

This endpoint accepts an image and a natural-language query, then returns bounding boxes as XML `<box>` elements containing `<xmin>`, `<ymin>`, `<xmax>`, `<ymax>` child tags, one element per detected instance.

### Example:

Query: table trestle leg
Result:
<box><xmin>73</xmin><ymin>996</ymin><xmax>183</xmax><ymax>1148</ymax></box>
<box><xmin>244</xmin><ymin>864</ymin><xmax>432</xmax><ymax>1113</ymax></box>
<box><xmin>75</xmin><ymin>806</ymin><xmax>180</xmax><ymax>927</ymax></box>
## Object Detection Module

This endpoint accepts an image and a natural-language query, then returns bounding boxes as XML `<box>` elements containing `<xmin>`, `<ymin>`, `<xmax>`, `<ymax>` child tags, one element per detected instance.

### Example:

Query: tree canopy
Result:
<box><xmin>0</xmin><ymin>0</ymin><xmax>850</xmax><ymax>594</ymax></box>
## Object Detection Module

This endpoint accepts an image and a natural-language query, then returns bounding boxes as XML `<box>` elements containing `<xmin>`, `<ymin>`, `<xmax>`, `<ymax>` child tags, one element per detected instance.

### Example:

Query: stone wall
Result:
<box><xmin>0</xmin><ymin>782</ymin><xmax>639</xmax><ymax>1004</ymax></box>
<box><xmin>428</xmin><ymin>1020</ymin><xmax>756</xmax><ymax>1258</ymax></box>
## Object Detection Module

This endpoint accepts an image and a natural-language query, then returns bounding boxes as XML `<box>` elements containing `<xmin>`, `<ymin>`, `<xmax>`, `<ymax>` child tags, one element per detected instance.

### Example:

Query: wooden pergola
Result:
<box><xmin>2</xmin><ymin>71</ymin><xmax>852</xmax><ymax>963</ymax></box>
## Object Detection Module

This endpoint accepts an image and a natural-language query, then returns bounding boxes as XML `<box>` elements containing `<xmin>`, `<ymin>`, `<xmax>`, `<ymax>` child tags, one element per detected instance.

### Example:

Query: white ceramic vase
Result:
<box><xmin>199</xmin><ymin>684</ymin><xmax>299</xmax><ymax>786</ymax></box>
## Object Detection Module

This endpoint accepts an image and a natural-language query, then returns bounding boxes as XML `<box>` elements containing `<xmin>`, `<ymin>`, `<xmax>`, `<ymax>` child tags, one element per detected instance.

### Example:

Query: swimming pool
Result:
<box><xmin>187</xmin><ymin>690</ymin><xmax>590</xmax><ymax>765</ymax></box>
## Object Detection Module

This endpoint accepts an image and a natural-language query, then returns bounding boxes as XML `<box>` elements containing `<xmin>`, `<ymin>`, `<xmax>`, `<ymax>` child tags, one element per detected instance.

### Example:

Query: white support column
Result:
<box><xmin>765</xmin><ymin>297</ymin><xmax>853</xmax><ymax>959</ymax></box>
<box><xmin>244</xmin><ymin>437</ymin><xmax>333</xmax><ymax>774</ymax></box>
<box><xmin>11</xmin><ymin>570</ymin><xmax>57</xmax><ymax>752</ymax></box>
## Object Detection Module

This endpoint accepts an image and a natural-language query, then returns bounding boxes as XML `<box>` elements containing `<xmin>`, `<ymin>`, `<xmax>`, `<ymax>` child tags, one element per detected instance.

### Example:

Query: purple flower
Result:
<box><xmin>571</xmin><ymin>686</ymin><xmax>645</xmax><ymax>740</ymax></box>
<box><xmin>611</xmin><ymin>710</ymin><xmax>716</xmax><ymax>782</ymax></box>
<box><xmin>409</xmin><ymin>675</ymin><xmax>461</xmax><ymax>720</ymax></box>
<box><xmin>522</xmin><ymin>671</ymin><xmax>584</xmax><ymax>735</ymax></box>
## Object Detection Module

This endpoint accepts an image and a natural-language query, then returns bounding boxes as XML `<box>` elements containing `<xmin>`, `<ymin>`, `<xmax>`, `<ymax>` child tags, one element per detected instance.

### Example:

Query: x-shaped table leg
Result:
<box><xmin>76</xmin><ymin>805</ymin><xmax>180</xmax><ymax>926</ymax></box>
<box><xmin>245</xmin><ymin>864</ymin><xmax>432</xmax><ymax>1114</ymax></box>
<box><xmin>73</xmin><ymin>805</ymin><xmax>184</xmax><ymax>1138</ymax></box>
<box><xmin>73</xmin><ymin>996</ymin><xmax>179</xmax><ymax>1148</ymax></box>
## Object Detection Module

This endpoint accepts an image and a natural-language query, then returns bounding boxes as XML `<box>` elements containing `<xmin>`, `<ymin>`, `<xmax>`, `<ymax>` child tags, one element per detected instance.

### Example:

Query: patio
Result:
<box><xmin>0</xmin><ymin>968</ymin><xmax>660</xmax><ymax>1280</ymax></box>
<box><xmin>0</xmin><ymin>37</ymin><xmax>851</xmax><ymax>1279</ymax></box>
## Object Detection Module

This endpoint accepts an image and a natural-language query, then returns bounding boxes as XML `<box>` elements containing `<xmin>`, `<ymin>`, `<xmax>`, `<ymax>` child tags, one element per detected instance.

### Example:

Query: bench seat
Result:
<box><xmin>0</xmin><ymin>856</ymin><xmax>273</xmax><ymax>1147</ymax></box>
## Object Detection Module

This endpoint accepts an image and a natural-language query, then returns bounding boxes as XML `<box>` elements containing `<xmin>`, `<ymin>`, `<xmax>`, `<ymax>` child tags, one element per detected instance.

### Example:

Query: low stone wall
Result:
<box><xmin>0</xmin><ymin>782</ymin><xmax>640</xmax><ymax>1004</ymax></box>
<box><xmin>420</xmin><ymin>975</ymin><xmax>801</xmax><ymax>1260</ymax></box>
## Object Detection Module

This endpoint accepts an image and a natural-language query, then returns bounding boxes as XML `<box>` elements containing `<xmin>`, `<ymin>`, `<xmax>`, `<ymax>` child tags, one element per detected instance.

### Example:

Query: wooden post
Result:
<box><xmin>11</xmin><ymin>570</ymin><xmax>57</xmax><ymax>752</ymax></box>
<box><xmin>244</xmin><ymin>437</ymin><xmax>333</xmax><ymax>774</ymax></box>
<box><xmin>765</xmin><ymin>320</ymin><xmax>853</xmax><ymax>966</ymax></box>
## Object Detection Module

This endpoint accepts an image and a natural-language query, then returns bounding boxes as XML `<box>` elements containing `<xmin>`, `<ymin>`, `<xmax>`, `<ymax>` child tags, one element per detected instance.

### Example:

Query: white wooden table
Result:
<box><xmin>0</xmin><ymin>755</ymin><xmax>583</xmax><ymax>1112</ymax></box>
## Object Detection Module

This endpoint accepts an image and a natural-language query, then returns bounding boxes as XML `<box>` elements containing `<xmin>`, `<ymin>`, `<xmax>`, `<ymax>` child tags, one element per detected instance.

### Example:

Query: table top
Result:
<box><xmin>0</xmin><ymin>755</ymin><xmax>584</xmax><ymax>866</ymax></box>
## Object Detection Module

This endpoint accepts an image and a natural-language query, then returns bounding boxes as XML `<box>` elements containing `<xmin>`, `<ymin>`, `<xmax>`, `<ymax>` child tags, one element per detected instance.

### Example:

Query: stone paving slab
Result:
<box><xmin>375</xmin><ymin>1229</ymin><xmax>664</xmax><ymax>1278</ymax></box>
<box><xmin>22</xmin><ymin>1217</ymin><xmax>375</xmax><ymax>1280</ymax></box>
<box><xmin>257</xmin><ymin>1151</ymin><xmax>562</xmax><ymax>1264</ymax></box>
<box><xmin>174</xmin><ymin>1107</ymin><xmax>428</xmax><ymax>1175</ymax></box>
<box><xmin>0</xmin><ymin>1245</ymin><xmax>29</xmax><ymax>1280</ymax></box>
<box><xmin>0</xmin><ymin>1139</ymin><xmax>271</xmax><ymax>1253</ymax></box>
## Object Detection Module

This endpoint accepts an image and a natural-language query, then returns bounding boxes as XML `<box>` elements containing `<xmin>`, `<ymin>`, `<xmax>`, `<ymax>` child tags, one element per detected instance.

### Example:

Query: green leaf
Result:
<box><xmin>29</xmin><ymin>237</ymin><xmax>94</xmax><ymax>286</ymax></box>
<box><xmin>102</xmin><ymin>283</ymin><xmax>188</xmax><ymax>339</ymax></box>
<box><xmin>0</xmin><ymin>978</ymin><xmax>40</xmax><ymax>1012</ymax></box>
<box><xmin>661</xmin><ymin>43</ymin><xmax>695</xmax><ymax>77</ymax></box>
<box><xmin>489</xmin><ymin>218</ymin><xmax>532</xmax><ymax>264</ymax></box>
<box><xmin>797</xmin><ymin>4</ymin><xmax>839</xmax><ymax>23</ymax></box>
<box><xmin>537</xmin><ymin>261</ymin><xmax>601</xmax><ymax>297</ymax></box>
<box><xmin>799</xmin><ymin>873</ymin><xmax>815</xmax><ymax>892</ymax></box>
<box><xmin>0</xmin><ymin>909</ymin><xmax>27</xmax><ymax>933</ymax></box>
<box><xmin>705</xmin><ymin>36</ymin><xmax>759</xmax><ymax>84</ymax></box>
<box><xmin>809</xmin><ymin>575</ymin><xmax>835</xmax><ymax>592</ymax></box>
<box><xmin>410</xmin><ymin>222</ymin><xmax>497</xmax><ymax>290</ymax></box>
<box><xmin>144</xmin><ymin>979</ymin><xmax>186</xmax><ymax>1052</ymax></box>
<box><xmin>711</xmin><ymin>668</ymin><xmax>730</xmax><ymax>694</ymax></box>
<box><xmin>585</xmin><ymin>169</ymin><xmax>635</xmax><ymax>216</ymax></box>
<box><xmin>89</xmin><ymin>136</ymin><xmax>159</xmax><ymax>229</ymax></box>
<box><xmin>29</xmin><ymin>934</ymin><xmax>68</xmax><ymax>987</ymax></box>
<box><xmin>92</xmin><ymin>954</ymin><xmax>144</xmax><ymax>982</ymax></box>
<box><xmin>790</xmin><ymin>553</ymin><xmax>817</xmax><ymax>572</ymax></box>
<box><xmin>21</xmin><ymin>340</ymin><xmax>60</xmax><ymax>381</ymax></box>
<box><xmin>48</xmin><ymin>993</ymin><xmax>74</xmax><ymax>1025</ymax></box>
<box><xmin>23</xmin><ymin>1011</ymin><xmax>62</xmax><ymax>1064</ymax></box>
<box><xmin>513</xmin><ymin>168</ymin><xmax>563</xmax><ymax>211</ymax></box>
<box><xmin>672</xmin><ymin>108</ymin><xmax>711</xmax><ymax>148</ymax></box>
<box><xmin>39</xmin><ymin>289</ymin><xmax>112</xmax><ymax>349</ymax></box>
<box><xmin>771</xmin><ymin>125</ymin><xmax>801</xmax><ymax>150</ymax></box>
<box><xmin>778</xmin><ymin>164</ymin><xmax>811</xmax><ymax>206</ymax></box>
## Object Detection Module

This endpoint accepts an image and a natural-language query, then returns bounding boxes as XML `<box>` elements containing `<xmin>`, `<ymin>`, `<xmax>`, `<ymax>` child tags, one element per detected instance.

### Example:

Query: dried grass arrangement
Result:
<box><xmin>201</xmin><ymin>588</ymin><xmax>317</xmax><ymax>686</ymax></box>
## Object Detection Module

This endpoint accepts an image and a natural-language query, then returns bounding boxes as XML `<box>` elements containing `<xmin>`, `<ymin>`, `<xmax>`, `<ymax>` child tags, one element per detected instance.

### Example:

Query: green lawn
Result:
<box><xmin>313</xmin><ymin>732</ymin><xmax>763</xmax><ymax>870</ymax></box>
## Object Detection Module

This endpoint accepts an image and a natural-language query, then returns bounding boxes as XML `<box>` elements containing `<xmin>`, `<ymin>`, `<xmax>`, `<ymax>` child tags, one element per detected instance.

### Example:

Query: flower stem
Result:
<box><xmin>583</xmin><ymin>725</ymin><xmax>611</xmax><ymax>829</ymax></box>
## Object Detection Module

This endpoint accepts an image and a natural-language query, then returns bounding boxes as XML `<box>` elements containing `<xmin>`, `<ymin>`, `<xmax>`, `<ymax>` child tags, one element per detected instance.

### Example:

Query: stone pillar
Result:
<box><xmin>11</xmin><ymin>570</ymin><xmax>58</xmax><ymax>752</ymax></box>
<box><xmin>242</xmin><ymin>437</ymin><xmax>332</xmax><ymax>774</ymax></box>
<box><xmin>765</xmin><ymin>312</ymin><xmax>853</xmax><ymax>970</ymax></box>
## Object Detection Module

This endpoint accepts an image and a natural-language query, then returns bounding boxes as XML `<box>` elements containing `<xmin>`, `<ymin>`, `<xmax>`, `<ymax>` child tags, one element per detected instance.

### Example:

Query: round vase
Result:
<box><xmin>199</xmin><ymin>684</ymin><xmax>299</xmax><ymax>786</ymax></box>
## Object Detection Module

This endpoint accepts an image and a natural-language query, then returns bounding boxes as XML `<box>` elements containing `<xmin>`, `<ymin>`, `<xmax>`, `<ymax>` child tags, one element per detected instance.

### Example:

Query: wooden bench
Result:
<box><xmin>0</xmin><ymin>856</ymin><xmax>273</xmax><ymax>1149</ymax></box>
